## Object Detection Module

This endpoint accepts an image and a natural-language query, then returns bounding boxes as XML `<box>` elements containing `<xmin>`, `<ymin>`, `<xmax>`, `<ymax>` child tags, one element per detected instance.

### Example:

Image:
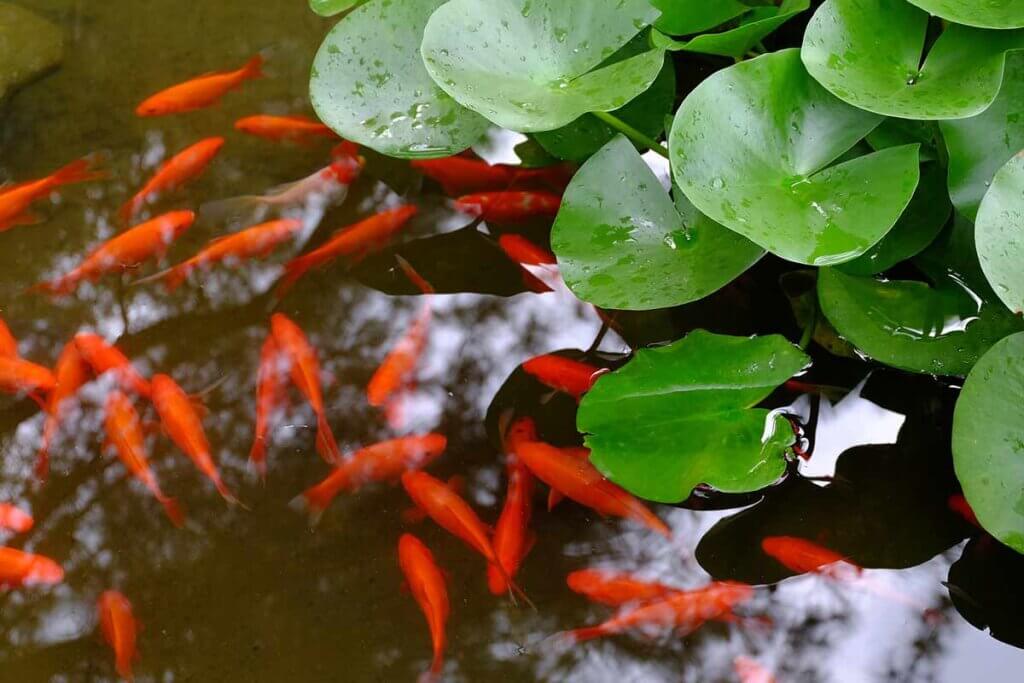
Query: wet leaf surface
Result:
<box><xmin>905</xmin><ymin>0</ymin><xmax>1024</xmax><ymax>29</ymax></box>
<box><xmin>0</xmin><ymin>3</ymin><xmax>62</xmax><ymax>103</ymax></box>
<box><xmin>653</xmin><ymin>0</ymin><xmax>810</xmax><ymax>59</ymax></box>
<box><xmin>975</xmin><ymin>154</ymin><xmax>1024</xmax><ymax>314</ymax></box>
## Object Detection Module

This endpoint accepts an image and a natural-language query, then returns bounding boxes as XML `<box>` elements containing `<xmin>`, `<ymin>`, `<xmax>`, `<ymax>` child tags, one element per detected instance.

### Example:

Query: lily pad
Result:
<box><xmin>551</xmin><ymin>136</ymin><xmax>763</xmax><ymax>310</ymax></box>
<box><xmin>837</xmin><ymin>162</ymin><xmax>950</xmax><ymax>276</ymax></box>
<box><xmin>818</xmin><ymin>217</ymin><xmax>1024</xmax><ymax>376</ymax></box>
<box><xmin>801</xmin><ymin>0</ymin><xmax>1024</xmax><ymax>120</ymax></box>
<box><xmin>308</xmin><ymin>0</ymin><xmax>364</xmax><ymax>17</ymax></box>
<box><xmin>0</xmin><ymin>3</ymin><xmax>63</xmax><ymax>102</ymax></box>
<box><xmin>577</xmin><ymin>330</ymin><xmax>809</xmax><ymax>503</ymax></box>
<box><xmin>420</xmin><ymin>0</ymin><xmax>665</xmax><ymax>132</ymax></box>
<box><xmin>650</xmin><ymin>0</ymin><xmax>749</xmax><ymax>36</ymax></box>
<box><xmin>952</xmin><ymin>332</ymin><xmax>1024</xmax><ymax>553</ymax></box>
<box><xmin>976</xmin><ymin>154</ymin><xmax>1024</xmax><ymax>315</ymax></box>
<box><xmin>865</xmin><ymin>118</ymin><xmax>940</xmax><ymax>162</ymax></box>
<box><xmin>670</xmin><ymin>49</ymin><xmax>919</xmax><ymax>267</ymax></box>
<box><xmin>941</xmin><ymin>53</ymin><xmax>1024</xmax><ymax>221</ymax></box>
<box><xmin>653</xmin><ymin>0</ymin><xmax>810</xmax><ymax>59</ymax></box>
<box><xmin>309</xmin><ymin>0</ymin><xmax>489</xmax><ymax>158</ymax></box>
<box><xmin>905</xmin><ymin>0</ymin><xmax>1024</xmax><ymax>29</ymax></box>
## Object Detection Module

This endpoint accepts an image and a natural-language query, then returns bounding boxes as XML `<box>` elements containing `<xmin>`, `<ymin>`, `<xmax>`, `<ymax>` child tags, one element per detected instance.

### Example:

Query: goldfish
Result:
<box><xmin>74</xmin><ymin>333</ymin><xmax>152</xmax><ymax>397</ymax></box>
<box><xmin>367</xmin><ymin>301</ymin><xmax>431</xmax><ymax>412</ymax></box>
<box><xmin>33</xmin><ymin>211</ymin><xmax>195</xmax><ymax>296</ymax></box>
<box><xmin>276</xmin><ymin>205</ymin><xmax>418</xmax><ymax>296</ymax></box>
<box><xmin>498</xmin><ymin>234</ymin><xmax>557</xmax><ymax>266</ymax></box>
<box><xmin>398</xmin><ymin>533</ymin><xmax>449</xmax><ymax>681</ymax></box>
<box><xmin>734</xmin><ymin>656</ymin><xmax>776</xmax><ymax>683</ymax></box>
<box><xmin>410</xmin><ymin>157</ymin><xmax>574</xmax><ymax>196</ymax></box>
<box><xmin>97</xmin><ymin>590</ymin><xmax>138</xmax><ymax>682</ymax></box>
<box><xmin>151</xmin><ymin>374</ymin><xmax>240</xmax><ymax>505</ymax></box>
<box><xmin>120</xmin><ymin>137</ymin><xmax>225</xmax><ymax>222</ymax></box>
<box><xmin>104</xmin><ymin>391</ymin><xmax>184</xmax><ymax>527</ymax></box>
<box><xmin>149</xmin><ymin>217</ymin><xmax>303</xmax><ymax>292</ymax></box>
<box><xmin>0</xmin><ymin>356</ymin><xmax>55</xmax><ymax>406</ymax></box>
<box><xmin>37</xmin><ymin>340</ymin><xmax>90</xmax><ymax>480</ymax></box>
<box><xmin>0</xmin><ymin>503</ymin><xmax>33</xmax><ymax>533</ymax></box>
<box><xmin>0</xmin><ymin>547</ymin><xmax>63</xmax><ymax>587</ymax></box>
<box><xmin>235</xmin><ymin>114</ymin><xmax>337</xmax><ymax>143</ymax></box>
<box><xmin>0</xmin><ymin>316</ymin><xmax>20</xmax><ymax>358</ymax></box>
<box><xmin>136</xmin><ymin>54</ymin><xmax>264</xmax><ymax>116</ymax></box>
<box><xmin>761</xmin><ymin>536</ymin><xmax>861</xmax><ymax>581</ymax></box>
<box><xmin>521</xmin><ymin>354</ymin><xmax>604</xmax><ymax>400</ymax></box>
<box><xmin>948</xmin><ymin>493</ymin><xmax>981</xmax><ymax>527</ymax></box>
<box><xmin>402</xmin><ymin>475</ymin><xmax>465</xmax><ymax>525</ymax></box>
<box><xmin>516</xmin><ymin>441</ymin><xmax>670</xmax><ymax>538</ymax></box>
<box><xmin>270</xmin><ymin>314</ymin><xmax>342</xmax><ymax>465</ymax></box>
<box><xmin>546</xmin><ymin>446</ymin><xmax>589</xmax><ymax>511</ymax></box>
<box><xmin>455</xmin><ymin>191</ymin><xmax>561</xmax><ymax>223</ymax></box>
<box><xmin>401</xmin><ymin>470</ymin><xmax>529</xmax><ymax>603</ymax></box>
<box><xmin>566</xmin><ymin>569</ymin><xmax>679</xmax><ymax>607</ymax></box>
<box><xmin>0</xmin><ymin>157</ymin><xmax>104</xmax><ymax>232</ymax></box>
<box><xmin>560</xmin><ymin>581</ymin><xmax>754</xmax><ymax>643</ymax></box>
<box><xmin>487</xmin><ymin>417</ymin><xmax>538</xmax><ymax>595</ymax></box>
<box><xmin>295</xmin><ymin>434</ymin><xmax>447</xmax><ymax>522</ymax></box>
<box><xmin>395</xmin><ymin>254</ymin><xmax>436</xmax><ymax>296</ymax></box>
<box><xmin>248</xmin><ymin>335</ymin><xmax>289</xmax><ymax>481</ymax></box>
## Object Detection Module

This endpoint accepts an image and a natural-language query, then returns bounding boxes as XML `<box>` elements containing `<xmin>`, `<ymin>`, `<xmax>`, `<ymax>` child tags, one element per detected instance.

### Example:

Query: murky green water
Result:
<box><xmin>1</xmin><ymin>1</ymin><xmax>1023</xmax><ymax>681</ymax></box>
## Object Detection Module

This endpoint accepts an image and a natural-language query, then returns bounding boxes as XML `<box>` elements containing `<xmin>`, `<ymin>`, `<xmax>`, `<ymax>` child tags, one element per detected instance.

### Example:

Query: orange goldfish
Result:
<box><xmin>33</xmin><ymin>211</ymin><xmax>195</xmax><ymax>296</ymax></box>
<box><xmin>120</xmin><ymin>137</ymin><xmax>225</xmax><ymax>222</ymax></box>
<box><xmin>0</xmin><ymin>503</ymin><xmax>33</xmax><ymax>533</ymax></box>
<box><xmin>151</xmin><ymin>374</ymin><xmax>240</xmax><ymax>505</ymax></box>
<box><xmin>0</xmin><ymin>356</ymin><xmax>55</xmax><ymax>406</ymax></box>
<box><xmin>402</xmin><ymin>475</ymin><xmax>465</xmax><ymax>525</ymax></box>
<box><xmin>566</xmin><ymin>569</ymin><xmax>679</xmax><ymax>606</ymax></box>
<box><xmin>516</xmin><ymin>441</ymin><xmax>670</xmax><ymax>538</ymax></box>
<box><xmin>98</xmin><ymin>590</ymin><xmax>138</xmax><ymax>682</ymax></box>
<box><xmin>560</xmin><ymin>581</ymin><xmax>754</xmax><ymax>643</ymax></box>
<box><xmin>498</xmin><ymin>234</ymin><xmax>557</xmax><ymax>266</ymax></box>
<box><xmin>37</xmin><ymin>340</ymin><xmax>90</xmax><ymax>480</ymax></box>
<box><xmin>248</xmin><ymin>335</ymin><xmax>289</xmax><ymax>481</ymax></box>
<box><xmin>269</xmin><ymin>314</ymin><xmax>342</xmax><ymax>465</ymax></box>
<box><xmin>136</xmin><ymin>55</ymin><xmax>263</xmax><ymax>117</ymax></box>
<box><xmin>367</xmin><ymin>301</ymin><xmax>430</xmax><ymax>411</ymax></box>
<box><xmin>948</xmin><ymin>493</ymin><xmax>981</xmax><ymax>528</ymax></box>
<box><xmin>276</xmin><ymin>205</ymin><xmax>418</xmax><ymax>296</ymax></box>
<box><xmin>734</xmin><ymin>656</ymin><xmax>776</xmax><ymax>683</ymax></box>
<box><xmin>546</xmin><ymin>446</ymin><xmax>589</xmax><ymax>511</ymax></box>
<box><xmin>152</xmin><ymin>217</ymin><xmax>303</xmax><ymax>292</ymax></box>
<box><xmin>522</xmin><ymin>354</ymin><xmax>604</xmax><ymax>400</ymax></box>
<box><xmin>235</xmin><ymin>114</ymin><xmax>337</xmax><ymax>143</ymax></box>
<box><xmin>105</xmin><ymin>391</ymin><xmax>184</xmax><ymax>527</ymax></box>
<box><xmin>0</xmin><ymin>157</ymin><xmax>104</xmax><ymax>232</ymax></box>
<box><xmin>0</xmin><ymin>547</ymin><xmax>63</xmax><ymax>587</ymax></box>
<box><xmin>74</xmin><ymin>333</ymin><xmax>151</xmax><ymax>397</ymax></box>
<box><xmin>487</xmin><ymin>416</ymin><xmax>538</xmax><ymax>595</ymax></box>
<box><xmin>761</xmin><ymin>536</ymin><xmax>861</xmax><ymax>581</ymax></box>
<box><xmin>410</xmin><ymin>157</ymin><xmax>574</xmax><ymax>196</ymax></box>
<box><xmin>455</xmin><ymin>191</ymin><xmax>561</xmax><ymax>223</ymax></box>
<box><xmin>398</xmin><ymin>533</ymin><xmax>449</xmax><ymax>681</ymax></box>
<box><xmin>0</xmin><ymin>316</ymin><xmax>20</xmax><ymax>358</ymax></box>
<box><xmin>295</xmin><ymin>434</ymin><xmax>447</xmax><ymax>521</ymax></box>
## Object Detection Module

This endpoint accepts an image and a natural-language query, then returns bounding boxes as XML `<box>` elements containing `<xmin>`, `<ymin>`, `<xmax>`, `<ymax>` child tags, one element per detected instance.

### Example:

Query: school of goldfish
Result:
<box><xmin>0</xmin><ymin>54</ymin><xmax>890</xmax><ymax>683</ymax></box>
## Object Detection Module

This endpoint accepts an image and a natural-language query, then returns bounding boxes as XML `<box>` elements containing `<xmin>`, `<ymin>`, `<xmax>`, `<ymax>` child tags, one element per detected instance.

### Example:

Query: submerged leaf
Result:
<box><xmin>578</xmin><ymin>330</ymin><xmax>809</xmax><ymax>503</ymax></box>
<box><xmin>650</xmin><ymin>0</ymin><xmax>749</xmax><ymax>36</ymax></box>
<box><xmin>308</xmin><ymin>0</ymin><xmax>363</xmax><ymax>17</ymax></box>
<box><xmin>653</xmin><ymin>0</ymin><xmax>810</xmax><ymax>59</ymax></box>
<box><xmin>0</xmin><ymin>3</ymin><xmax>63</xmax><ymax>102</ymax></box>
<box><xmin>905</xmin><ymin>0</ymin><xmax>1024</xmax><ymax>30</ymax></box>
<box><xmin>976</xmin><ymin>154</ymin><xmax>1024</xmax><ymax>314</ymax></box>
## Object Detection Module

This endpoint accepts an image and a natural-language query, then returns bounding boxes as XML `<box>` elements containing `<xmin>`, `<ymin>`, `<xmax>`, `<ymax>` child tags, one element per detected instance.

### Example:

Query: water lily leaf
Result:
<box><xmin>533</xmin><ymin>39</ymin><xmax>675</xmax><ymax>161</ymax></box>
<box><xmin>940</xmin><ymin>53</ymin><xmax>1024</xmax><ymax>221</ymax></box>
<box><xmin>514</xmin><ymin>138</ymin><xmax>559</xmax><ymax>168</ymax></box>
<box><xmin>801</xmin><ymin>0</ymin><xmax>1024</xmax><ymax>120</ymax></box>
<box><xmin>865</xmin><ymin>118</ymin><xmax>939</xmax><ymax>162</ymax></box>
<box><xmin>551</xmin><ymin>136</ymin><xmax>763</xmax><ymax>310</ymax></box>
<box><xmin>905</xmin><ymin>0</ymin><xmax>1024</xmax><ymax>29</ymax></box>
<box><xmin>976</xmin><ymin>155</ymin><xmax>1024</xmax><ymax>315</ymax></box>
<box><xmin>652</xmin><ymin>0</ymin><xmax>810</xmax><ymax>59</ymax></box>
<box><xmin>779</xmin><ymin>270</ymin><xmax>859</xmax><ymax>358</ymax></box>
<box><xmin>0</xmin><ymin>3</ymin><xmax>63</xmax><ymax>102</ymax></box>
<box><xmin>577</xmin><ymin>330</ymin><xmax>809</xmax><ymax>503</ymax></box>
<box><xmin>818</xmin><ymin>217</ymin><xmax>1024</xmax><ymax>376</ymax></box>
<box><xmin>420</xmin><ymin>0</ymin><xmax>664</xmax><ymax>132</ymax></box>
<box><xmin>837</xmin><ymin>162</ymin><xmax>950</xmax><ymax>276</ymax></box>
<box><xmin>650</xmin><ymin>0</ymin><xmax>749</xmax><ymax>36</ymax></box>
<box><xmin>309</xmin><ymin>0</ymin><xmax>489</xmax><ymax>158</ymax></box>
<box><xmin>953</xmin><ymin>332</ymin><xmax>1024</xmax><ymax>554</ymax></box>
<box><xmin>670</xmin><ymin>49</ymin><xmax>919</xmax><ymax>266</ymax></box>
<box><xmin>308</xmin><ymin>0</ymin><xmax>364</xmax><ymax>17</ymax></box>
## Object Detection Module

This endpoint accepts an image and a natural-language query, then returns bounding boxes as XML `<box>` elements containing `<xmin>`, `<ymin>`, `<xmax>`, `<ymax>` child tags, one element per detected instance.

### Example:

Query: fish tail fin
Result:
<box><xmin>486</xmin><ymin>562</ymin><xmax>509</xmax><ymax>596</ymax></box>
<box><xmin>558</xmin><ymin>625</ymin><xmax>607</xmax><ymax>644</ymax></box>
<box><xmin>51</xmin><ymin>157</ymin><xmax>106</xmax><ymax>187</ymax></box>
<box><xmin>27</xmin><ymin>277</ymin><xmax>73</xmax><ymax>297</ymax></box>
<box><xmin>161</xmin><ymin>266</ymin><xmax>189</xmax><ymax>293</ymax></box>
<box><xmin>244</xmin><ymin>54</ymin><xmax>265</xmax><ymax>80</ymax></box>
<box><xmin>214</xmin><ymin>477</ymin><xmax>248</xmax><ymax>510</ymax></box>
<box><xmin>274</xmin><ymin>255</ymin><xmax>315</xmax><ymax>298</ymax></box>
<box><xmin>314</xmin><ymin>413</ymin><xmax>342</xmax><ymax>465</ymax></box>
<box><xmin>547</xmin><ymin>488</ymin><xmax>564</xmax><ymax>511</ymax></box>
<box><xmin>198</xmin><ymin>195</ymin><xmax>266</xmax><ymax>224</ymax></box>
<box><xmin>248</xmin><ymin>439</ymin><xmax>268</xmax><ymax>483</ymax></box>
<box><xmin>491</xmin><ymin>560</ymin><xmax>534</xmax><ymax>611</ymax></box>
<box><xmin>430</xmin><ymin>648</ymin><xmax>444</xmax><ymax>676</ymax></box>
<box><xmin>115</xmin><ymin>659</ymin><xmax>135</xmax><ymax>682</ymax></box>
<box><xmin>160</xmin><ymin>496</ymin><xmax>186</xmax><ymax>528</ymax></box>
<box><xmin>639</xmin><ymin>510</ymin><xmax>672</xmax><ymax>539</ymax></box>
<box><xmin>288</xmin><ymin>489</ymin><xmax>327</xmax><ymax>527</ymax></box>
<box><xmin>35</xmin><ymin>417</ymin><xmax>55</xmax><ymax>481</ymax></box>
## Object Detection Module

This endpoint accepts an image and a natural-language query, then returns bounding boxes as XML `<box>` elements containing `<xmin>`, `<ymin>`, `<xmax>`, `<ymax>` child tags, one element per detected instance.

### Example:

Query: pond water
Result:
<box><xmin>2</xmin><ymin>1</ymin><xmax>1023</xmax><ymax>681</ymax></box>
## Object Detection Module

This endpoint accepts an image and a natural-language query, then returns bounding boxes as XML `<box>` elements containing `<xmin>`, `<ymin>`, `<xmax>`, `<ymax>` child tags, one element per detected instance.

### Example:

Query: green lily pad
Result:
<box><xmin>309</xmin><ymin>0</ymin><xmax>489</xmax><ymax>158</ymax></box>
<box><xmin>801</xmin><ymin>0</ymin><xmax>1024</xmax><ymax>120</ymax></box>
<box><xmin>865</xmin><ymin>118</ymin><xmax>940</xmax><ymax>162</ymax></box>
<box><xmin>976</xmin><ymin>154</ymin><xmax>1024</xmax><ymax>315</ymax></box>
<box><xmin>650</xmin><ymin>0</ymin><xmax>749</xmax><ymax>36</ymax></box>
<box><xmin>940</xmin><ymin>53</ymin><xmax>1024</xmax><ymax>221</ymax></box>
<box><xmin>653</xmin><ymin>0</ymin><xmax>810</xmax><ymax>59</ymax></box>
<box><xmin>952</xmin><ymin>332</ymin><xmax>1024</xmax><ymax>554</ymax></box>
<box><xmin>780</xmin><ymin>270</ymin><xmax>859</xmax><ymax>359</ymax></box>
<box><xmin>578</xmin><ymin>330</ymin><xmax>809</xmax><ymax>503</ymax></box>
<box><xmin>670</xmin><ymin>49</ymin><xmax>919</xmax><ymax>267</ymax></box>
<box><xmin>818</xmin><ymin>217</ymin><xmax>1024</xmax><ymax>376</ymax></box>
<box><xmin>533</xmin><ymin>39</ymin><xmax>675</xmax><ymax>161</ymax></box>
<box><xmin>0</xmin><ymin>3</ymin><xmax>63</xmax><ymax>102</ymax></box>
<box><xmin>837</xmin><ymin>162</ymin><xmax>950</xmax><ymax>276</ymax></box>
<box><xmin>308</xmin><ymin>0</ymin><xmax>364</xmax><ymax>17</ymax></box>
<box><xmin>420</xmin><ymin>0</ymin><xmax>664</xmax><ymax>132</ymax></box>
<box><xmin>906</xmin><ymin>0</ymin><xmax>1024</xmax><ymax>29</ymax></box>
<box><xmin>551</xmin><ymin>136</ymin><xmax>763</xmax><ymax>310</ymax></box>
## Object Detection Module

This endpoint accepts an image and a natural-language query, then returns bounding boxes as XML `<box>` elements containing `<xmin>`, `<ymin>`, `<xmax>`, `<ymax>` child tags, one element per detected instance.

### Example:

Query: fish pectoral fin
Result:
<box><xmin>10</xmin><ymin>211</ymin><xmax>44</xmax><ymax>227</ymax></box>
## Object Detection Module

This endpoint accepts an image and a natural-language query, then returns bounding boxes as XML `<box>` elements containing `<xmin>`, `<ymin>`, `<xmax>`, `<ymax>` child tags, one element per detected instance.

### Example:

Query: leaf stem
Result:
<box><xmin>592</xmin><ymin>111</ymin><xmax>670</xmax><ymax>159</ymax></box>
<box><xmin>799</xmin><ymin>300</ymin><xmax>817</xmax><ymax>351</ymax></box>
